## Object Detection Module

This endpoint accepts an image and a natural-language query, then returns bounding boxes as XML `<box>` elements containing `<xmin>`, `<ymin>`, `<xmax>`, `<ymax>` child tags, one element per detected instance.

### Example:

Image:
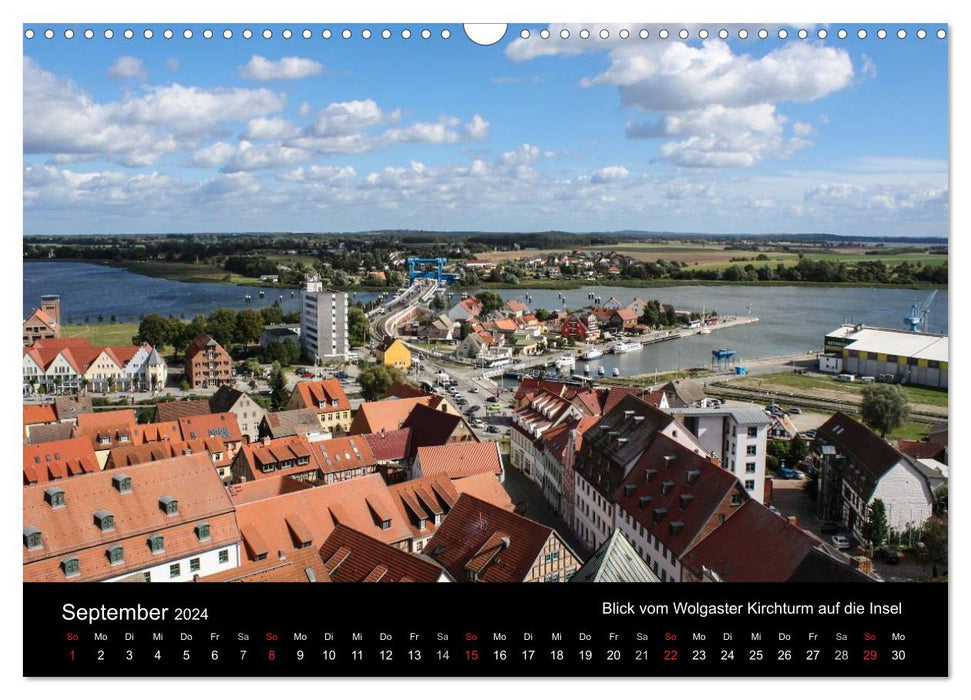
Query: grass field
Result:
<box><xmin>889</xmin><ymin>421</ymin><xmax>932</xmax><ymax>441</ymax></box>
<box><xmin>109</xmin><ymin>261</ymin><xmax>266</xmax><ymax>286</ymax></box>
<box><xmin>737</xmin><ymin>372</ymin><xmax>948</xmax><ymax>408</ymax></box>
<box><xmin>478</xmin><ymin>242</ymin><xmax>947</xmax><ymax>271</ymax></box>
<box><xmin>62</xmin><ymin>323</ymin><xmax>141</xmax><ymax>346</ymax></box>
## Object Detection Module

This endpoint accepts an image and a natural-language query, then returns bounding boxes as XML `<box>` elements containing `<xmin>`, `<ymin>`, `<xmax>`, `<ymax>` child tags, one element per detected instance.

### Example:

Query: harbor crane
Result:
<box><xmin>904</xmin><ymin>290</ymin><xmax>938</xmax><ymax>333</ymax></box>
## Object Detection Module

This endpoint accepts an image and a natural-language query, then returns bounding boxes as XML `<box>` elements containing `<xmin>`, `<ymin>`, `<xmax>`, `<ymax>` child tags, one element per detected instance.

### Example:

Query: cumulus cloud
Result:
<box><xmin>590</xmin><ymin>165</ymin><xmax>629</xmax><ymax>183</ymax></box>
<box><xmin>239</xmin><ymin>55</ymin><xmax>324</xmax><ymax>81</ymax></box>
<box><xmin>108</xmin><ymin>56</ymin><xmax>148</xmax><ymax>80</ymax></box>
<box><xmin>243</xmin><ymin>117</ymin><xmax>302</xmax><ymax>141</ymax></box>
<box><xmin>465</xmin><ymin>114</ymin><xmax>490</xmax><ymax>140</ymax></box>
<box><xmin>509</xmin><ymin>32</ymin><xmax>853</xmax><ymax>168</ymax></box>
<box><xmin>24</xmin><ymin>58</ymin><xmax>286</xmax><ymax>166</ymax></box>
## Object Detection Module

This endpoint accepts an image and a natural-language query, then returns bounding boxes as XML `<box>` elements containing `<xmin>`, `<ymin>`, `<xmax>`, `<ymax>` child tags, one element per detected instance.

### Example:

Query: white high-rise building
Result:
<box><xmin>300</xmin><ymin>277</ymin><xmax>349</xmax><ymax>361</ymax></box>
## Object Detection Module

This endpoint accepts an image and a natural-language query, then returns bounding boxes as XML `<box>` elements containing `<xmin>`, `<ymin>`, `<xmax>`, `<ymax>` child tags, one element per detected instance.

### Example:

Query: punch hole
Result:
<box><xmin>678</xmin><ymin>29</ymin><xmax>688</xmax><ymax>40</ymax></box>
<box><xmin>817</xmin><ymin>29</ymin><xmax>827</xmax><ymax>39</ymax></box>
<box><xmin>262</xmin><ymin>29</ymin><xmax>272</xmax><ymax>39</ymax></box>
<box><xmin>243</xmin><ymin>29</ymin><xmax>253</xmax><ymax>39</ymax></box>
<box><xmin>758</xmin><ymin>29</ymin><xmax>768</xmax><ymax>39</ymax></box>
<box><xmin>659</xmin><ymin>29</ymin><xmax>669</xmax><ymax>39</ymax></box>
<box><xmin>937</xmin><ymin>29</ymin><xmax>946</xmax><ymax>39</ymax></box>
<box><xmin>718</xmin><ymin>29</ymin><xmax>728</xmax><ymax>39</ymax></box>
<box><xmin>797</xmin><ymin>29</ymin><xmax>808</xmax><ymax>39</ymax></box>
<box><xmin>640</xmin><ymin>29</ymin><xmax>650</xmax><ymax>40</ymax></box>
<box><xmin>43</xmin><ymin>29</ymin><xmax>54</xmax><ymax>39</ymax></box>
<box><xmin>877</xmin><ymin>29</ymin><xmax>887</xmax><ymax>39</ymax></box>
<box><xmin>463</xmin><ymin>24</ymin><xmax>507</xmax><ymax>46</ymax></box>
<box><xmin>619</xmin><ymin>29</ymin><xmax>629</xmax><ymax>39</ymax></box>
<box><xmin>421</xmin><ymin>29</ymin><xmax>431</xmax><ymax>39</ymax></box>
<box><xmin>837</xmin><ymin>29</ymin><xmax>847</xmax><ymax>39</ymax></box>
<box><xmin>362</xmin><ymin>29</ymin><xmax>373</xmax><ymax>40</ymax></box>
<box><xmin>778</xmin><ymin>29</ymin><xmax>788</xmax><ymax>39</ymax></box>
<box><xmin>738</xmin><ymin>29</ymin><xmax>748</xmax><ymax>39</ymax></box>
<box><xmin>600</xmin><ymin>29</ymin><xmax>610</xmax><ymax>40</ymax></box>
<box><xmin>24</xmin><ymin>28</ymin><xmax>34</xmax><ymax>39</ymax></box>
<box><xmin>85</xmin><ymin>29</ymin><xmax>94</xmax><ymax>39</ymax></box>
<box><xmin>163</xmin><ymin>29</ymin><xmax>173</xmax><ymax>39</ymax></box>
<box><xmin>282</xmin><ymin>29</ymin><xmax>293</xmax><ymax>39</ymax></box>
<box><xmin>699</xmin><ymin>29</ymin><xmax>709</xmax><ymax>39</ymax></box>
<box><xmin>64</xmin><ymin>29</ymin><xmax>74</xmax><ymax>39</ymax></box>
<box><xmin>124</xmin><ymin>29</ymin><xmax>134</xmax><ymax>39</ymax></box>
<box><xmin>303</xmin><ymin>29</ymin><xmax>312</xmax><ymax>39</ymax></box>
<box><xmin>441</xmin><ymin>29</ymin><xmax>451</xmax><ymax>39</ymax></box>
<box><xmin>143</xmin><ymin>29</ymin><xmax>153</xmax><ymax>39</ymax></box>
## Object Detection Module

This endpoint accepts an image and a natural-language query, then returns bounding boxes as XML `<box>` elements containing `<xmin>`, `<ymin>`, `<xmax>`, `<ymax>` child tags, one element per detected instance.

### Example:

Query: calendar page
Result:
<box><xmin>21</xmin><ymin>17</ymin><xmax>949</xmax><ymax>680</ymax></box>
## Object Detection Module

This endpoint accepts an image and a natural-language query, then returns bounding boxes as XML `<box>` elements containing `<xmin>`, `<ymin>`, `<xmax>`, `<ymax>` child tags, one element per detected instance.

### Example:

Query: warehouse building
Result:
<box><xmin>820</xmin><ymin>324</ymin><xmax>948</xmax><ymax>388</ymax></box>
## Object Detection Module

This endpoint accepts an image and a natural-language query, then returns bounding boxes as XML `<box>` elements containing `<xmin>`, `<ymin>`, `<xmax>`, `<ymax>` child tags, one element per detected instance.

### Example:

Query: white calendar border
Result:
<box><xmin>4</xmin><ymin>0</ymin><xmax>962</xmax><ymax>696</ymax></box>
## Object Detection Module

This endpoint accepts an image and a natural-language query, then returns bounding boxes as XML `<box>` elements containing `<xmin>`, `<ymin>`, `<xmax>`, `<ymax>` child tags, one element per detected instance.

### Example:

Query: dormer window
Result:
<box><xmin>661</xmin><ymin>481</ymin><xmax>674</xmax><ymax>496</ymax></box>
<box><xmin>44</xmin><ymin>486</ymin><xmax>66</xmax><ymax>509</ymax></box>
<box><xmin>381</xmin><ymin>519</ymin><xmax>391</xmax><ymax>530</ymax></box>
<box><xmin>107</xmin><ymin>545</ymin><xmax>124</xmax><ymax>564</ymax></box>
<box><xmin>159</xmin><ymin>496</ymin><xmax>179</xmax><ymax>516</ymax></box>
<box><xmin>623</xmin><ymin>484</ymin><xmax>636</xmax><ymax>497</ymax></box>
<box><xmin>433</xmin><ymin>514</ymin><xmax>442</xmax><ymax>526</ymax></box>
<box><xmin>62</xmin><ymin>557</ymin><xmax>80</xmax><ymax>577</ymax></box>
<box><xmin>112</xmin><ymin>474</ymin><xmax>132</xmax><ymax>494</ymax></box>
<box><xmin>679</xmin><ymin>494</ymin><xmax>694</xmax><ymax>509</ymax></box>
<box><xmin>638</xmin><ymin>495</ymin><xmax>653</xmax><ymax>510</ymax></box>
<box><xmin>652</xmin><ymin>507</ymin><xmax>668</xmax><ymax>523</ymax></box>
<box><xmin>417</xmin><ymin>518</ymin><xmax>427</xmax><ymax>531</ymax></box>
<box><xmin>94</xmin><ymin>510</ymin><xmax>115</xmax><ymax>532</ymax></box>
<box><xmin>731</xmin><ymin>493</ymin><xmax>742</xmax><ymax>506</ymax></box>
<box><xmin>149</xmin><ymin>534</ymin><xmax>164</xmax><ymax>553</ymax></box>
<box><xmin>195</xmin><ymin>523</ymin><xmax>211</xmax><ymax>542</ymax></box>
<box><xmin>23</xmin><ymin>526</ymin><xmax>42</xmax><ymax>551</ymax></box>
<box><xmin>645</xmin><ymin>469</ymin><xmax>657</xmax><ymax>483</ymax></box>
<box><xmin>669</xmin><ymin>521</ymin><xmax>684</xmax><ymax>536</ymax></box>
<box><xmin>99</xmin><ymin>435</ymin><xmax>111</xmax><ymax>445</ymax></box>
<box><xmin>685</xmin><ymin>469</ymin><xmax>700</xmax><ymax>485</ymax></box>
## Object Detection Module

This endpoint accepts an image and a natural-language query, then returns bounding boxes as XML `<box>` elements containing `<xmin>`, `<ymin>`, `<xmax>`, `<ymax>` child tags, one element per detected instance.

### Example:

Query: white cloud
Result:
<box><xmin>298</xmin><ymin>102</ymin><xmax>312</xmax><ymax>118</ymax></box>
<box><xmin>861</xmin><ymin>54</ymin><xmax>878</xmax><ymax>79</ymax></box>
<box><xmin>188</xmin><ymin>142</ymin><xmax>236</xmax><ymax>168</ymax></box>
<box><xmin>108</xmin><ymin>56</ymin><xmax>148</xmax><ymax>80</ymax></box>
<box><xmin>590</xmin><ymin>165</ymin><xmax>629</xmax><ymax>183</ymax></box>
<box><xmin>465</xmin><ymin>114</ymin><xmax>490</xmax><ymax>140</ymax></box>
<box><xmin>243</xmin><ymin>117</ymin><xmax>302</xmax><ymax>141</ymax></box>
<box><xmin>278</xmin><ymin>165</ymin><xmax>357</xmax><ymax>183</ymax></box>
<box><xmin>793</xmin><ymin>121</ymin><xmax>815</xmax><ymax>137</ymax></box>
<box><xmin>239</xmin><ymin>55</ymin><xmax>324</xmax><ymax>81</ymax></box>
<box><xmin>24</xmin><ymin>58</ymin><xmax>286</xmax><ymax>166</ymax></box>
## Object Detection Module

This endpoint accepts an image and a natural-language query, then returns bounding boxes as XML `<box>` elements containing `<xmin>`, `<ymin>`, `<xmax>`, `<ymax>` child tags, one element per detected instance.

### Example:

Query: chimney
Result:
<box><xmin>262</xmin><ymin>436</ymin><xmax>271</xmax><ymax>446</ymax></box>
<box><xmin>787</xmin><ymin>516</ymin><xmax>799</xmax><ymax>527</ymax></box>
<box><xmin>278</xmin><ymin>550</ymin><xmax>287</xmax><ymax>561</ymax></box>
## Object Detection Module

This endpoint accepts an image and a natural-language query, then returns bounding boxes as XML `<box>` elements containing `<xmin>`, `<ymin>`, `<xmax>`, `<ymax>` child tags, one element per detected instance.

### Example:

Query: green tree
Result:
<box><xmin>860</xmin><ymin>498</ymin><xmax>889</xmax><ymax>555</ymax></box>
<box><xmin>206</xmin><ymin>308</ymin><xmax>239</xmax><ymax>346</ymax></box>
<box><xmin>477</xmin><ymin>291</ymin><xmax>504</xmax><ymax>315</ymax></box>
<box><xmin>430</xmin><ymin>294</ymin><xmax>447</xmax><ymax>312</ymax></box>
<box><xmin>788</xmin><ymin>435</ymin><xmax>808</xmax><ymax>465</ymax></box>
<box><xmin>281</xmin><ymin>339</ymin><xmax>301</xmax><ymax>366</ymax></box>
<box><xmin>134</xmin><ymin>314</ymin><xmax>170</xmax><ymax>348</ymax></box>
<box><xmin>269</xmin><ymin>362</ymin><xmax>289</xmax><ymax>410</ymax></box>
<box><xmin>260</xmin><ymin>303</ymin><xmax>285</xmax><ymax>325</ymax></box>
<box><xmin>860</xmin><ymin>384</ymin><xmax>911</xmax><ymax>437</ymax></box>
<box><xmin>921</xmin><ymin>516</ymin><xmax>948</xmax><ymax>578</ymax></box>
<box><xmin>358</xmin><ymin>365</ymin><xmax>407</xmax><ymax>401</ymax></box>
<box><xmin>235</xmin><ymin>309</ymin><xmax>264</xmax><ymax>345</ymax></box>
<box><xmin>243</xmin><ymin>357</ymin><xmax>263</xmax><ymax>378</ymax></box>
<box><xmin>348</xmin><ymin>306</ymin><xmax>369</xmax><ymax>347</ymax></box>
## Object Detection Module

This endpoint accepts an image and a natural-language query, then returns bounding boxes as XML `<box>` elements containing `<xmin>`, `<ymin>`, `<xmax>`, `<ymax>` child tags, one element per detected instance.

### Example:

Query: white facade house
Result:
<box><xmin>669</xmin><ymin>406</ymin><xmax>771</xmax><ymax>504</ymax></box>
<box><xmin>103</xmin><ymin>542</ymin><xmax>241</xmax><ymax>582</ymax></box>
<box><xmin>300</xmin><ymin>278</ymin><xmax>349</xmax><ymax>360</ymax></box>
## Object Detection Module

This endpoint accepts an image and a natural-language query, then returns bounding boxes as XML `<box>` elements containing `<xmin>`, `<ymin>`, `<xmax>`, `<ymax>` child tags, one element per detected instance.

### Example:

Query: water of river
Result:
<box><xmin>23</xmin><ymin>262</ymin><xmax>381</xmax><ymax>322</ymax></box>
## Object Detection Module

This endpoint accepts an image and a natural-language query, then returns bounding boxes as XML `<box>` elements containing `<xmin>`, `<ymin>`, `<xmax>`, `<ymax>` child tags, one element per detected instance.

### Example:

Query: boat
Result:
<box><xmin>258</xmin><ymin>289</ymin><xmax>265</xmax><ymax>298</ymax></box>
<box><xmin>554</xmin><ymin>354</ymin><xmax>576</xmax><ymax>370</ymax></box>
<box><xmin>580</xmin><ymin>347</ymin><xmax>603</xmax><ymax>361</ymax></box>
<box><xmin>598</xmin><ymin>366</ymin><xmax>605</xmax><ymax>376</ymax></box>
<box><xmin>611</xmin><ymin>340</ymin><xmax>642</xmax><ymax>354</ymax></box>
<box><xmin>244</xmin><ymin>294</ymin><xmax>252</xmax><ymax>302</ymax></box>
<box><xmin>583</xmin><ymin>366</ymin><xmax>590</xmax><ymax>375</ymax></box>
<box><xmin>612</xmin><ymin>368</ymin><xmax>620</xmax><ymax>377</ymax></box>
<box><xmin>699</xmin><ymin>328</ymin><xmax>711</xmax><ymax>335</ymax></box>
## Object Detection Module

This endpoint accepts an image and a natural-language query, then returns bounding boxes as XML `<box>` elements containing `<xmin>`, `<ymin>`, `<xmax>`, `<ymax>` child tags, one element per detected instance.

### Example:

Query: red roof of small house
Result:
<box><xmin>311</xmin><ymin>435</ymin><xmax>377</xmax><ymax>475</ymax></box>
<box><xmin>318</xmin><ymin>525</ymin><xmax>444</xmax><ymax>583</ymax></box>
<box><xmin>613</xmin><ymin>308</ymin><xmax>639</xmax><ymax>322</ymax></box>
<box><xmin>417</xmin><ymin>442</ymin><xmax>503</xmax><ymax>480</ymax></box>
<box><xmin>155</xmin><ymin>400</ymin><xmax>211</xmax><ymax>423</ymax></box>
<box><xmin>237</xmin><ymin>435</ymin><xmax>319</xmax><ymax>481</ymax></box>
<box><xmin>184</xmin><ymin>332</ymin><xmax>225</xmax><ymax>360</ymax></box>
<box><xmin>896</xmin><ymin>440</ymin><xmax>947</xmax><ymax>464</ymax></box>
<box><xmin>106</xmin><ymin>438</ymin><xmax>230</xmax><ymax>471</ymax></box>
<box><xmin>24</xmin><ymin>404</ymin><xmax>58</xmax><ymax>427</ymax></box>
<box><xmin>178</xmin><ymin>412</ymin><xmax>243</xmax><ymax>445</ymax></box>
<box><xmin>227</xmin><ymin>475</ymin><xmax>315</xmax><ymax>506</ymax></box>
<box><xmin>74</xmin><ymin>410</ymin><xmax>138</xmax><ymax>451</ymax></box>
<box><xmin>133</xmin><ymin>421</ymin><xmax>182</xmax><ymax>444</ymax></box>
<box><xmin>680</xmin><ymin>500</ymin><xmax>819</xmax><ymax>582</ymax></box>
<box><xmin>363</xmin><ymin>428</ymin><xmax>414</xmax><ymax>461</ymax></box>
<box><xmin>349</xmin><ymin>396</ymin><xmax>436</xmax><ymax>434</ymax></box>
<box><xmin>453</xmin><ymin>473</ymin><xmax>515</xmax><ymax>511</ymax></box>
<box><xmin>23</xmin><ymin>437</ymin><xmax>99</xmax><ymax>485</ymax></box>
<box><xmin>425</xmin><ymin>494</ymin><xmax>556</xmax><ymax>583</ymax></box>
<box><xmin>290</xmin><ymin>379</ymin><xmax>351</xmax><ymax>415</ymax></box>
<box><xmin>382</xmin><ymin>381</ymin><xmax>428</xmax><ymax>400</ymax></box>
<box><xmin>401</xmin><ymin>403</ymin><xmax>477</xmax><ymax>452</ymax></box>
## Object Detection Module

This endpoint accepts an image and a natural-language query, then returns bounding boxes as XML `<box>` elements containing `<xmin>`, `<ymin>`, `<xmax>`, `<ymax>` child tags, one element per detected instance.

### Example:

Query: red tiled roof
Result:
<box><xmin>23</xmin><ymin>454</ymin><xmax>239</xmax><ymax>582</ymax></box>
<box><xmin>417</xmin><ymin>442</ymin><xmax>503</xmax><ymax>480</ymax></box>
<box><xmin>133</xmin><ymin>421</ymin><xmax>182</xmax><ymax>444</ymax></box>
<box><xmin>183</xmin><ymin>332</ymin><xmax>223</xmax><ymax>360</ymax></box>
<box><xmin>453</xmin><ymin>473</ymin><xmax>515</xmax><ymax>511</ymax></box>
<box><xmin>388</xmin><ymin>475</ymin><xmax>459</xmax><ymax>541</ymax></box>
<box><xmin>681</xmin><ymin>500</ymin><xmax>818</xmax><ymax>582</ymax></box>
<box><xmin>363</xmin><ymin>428</ymin><xmax>414</xmax><ymax>461</ymax></box>
<box><xmin>155</xmin><ymin>400</ymin><xmax>211</xmax><ymax>423</ymax></box>
<box><xmin>106</xmin><ymin>437</ymin><xmax>230</xmax><ymax>471</ymax></box>
<box><xmin>319</xmin><ymin>525</ymin><xmax>444</xmax><ymax>582</ymax></box>
<box><xmin>233</xmin><ymin>474</ymin><xmax>412</xmax><ymax>561</ymax></box>
<box><xmin>227</xmin><ymin>475</ymin><xmax>314</xmax><ymax>506</ymax></box>
<box><xmin>24</xmin><ymin>404</ymin><xmax>58</xmax><ymax>427</ymax></box>
<box><xmin>612</xmin><ymin>433</ymin><xmax>746</xmax><ymax>558</ymax></box>
<box><xmin>896</xmin><ymin>440</ymin><xmax>947</xmax><ymax>463</ymax></box>
<box><xmin>402</xmin><ymin>403</ymin><xmax>477</xmax><ymax>452</ymax></box>
<box><xmin>237</xmin><ymin>435</ymin><xmax>318</xmax><ymax>481</ymax></box>
<box><xmin>178</xmin><ymin>412</ymin><xmax>243</xmax><ymax>444</ymax></box>
<box><xmin>312</xmin><ymin>436</ymin><xmax>377</xmax><ymax>475</ymax></box>
<box><xmin>74</xmin><ymin>410</ymin><xmax>137</xmax><ymax>451</ymax></box>
<box><xmin>23</xmin><ymin>437</ymin><xmax>99</xmax><ymax>485</ymax></box>
<box><xmin>349</xmin><ymin>397</ymin><xmax>436</xmax><ymax>434</ymax></box>
<box><xmin>75</xmin><ymin>409</ymin><xmax>137</xmax><ymax>431</ymax></box>
<box><xmin>426</xmin><ymin>494</ymin><xmax>555</xmax><ymax>583</ymax></box>
<box><xmin>382</xmin><ymin>381</ymin><xmax>427</xmax><ymax>400</ymax></box>
<box><xmin>201</xmin><ymin>547</ymin><xmax>331</xmax><ymax>583</ymax></box>
<box><xmin>289</xmin><ymin>379</ymin><xmax>351</xmax><ymax>415</ymax></box>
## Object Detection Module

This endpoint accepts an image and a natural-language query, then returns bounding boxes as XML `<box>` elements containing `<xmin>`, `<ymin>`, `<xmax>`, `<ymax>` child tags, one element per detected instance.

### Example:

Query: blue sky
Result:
<box><xmin>23</xmin><ymin>23</ymin><xmax>948</xmax><ymax>236</ymax></box>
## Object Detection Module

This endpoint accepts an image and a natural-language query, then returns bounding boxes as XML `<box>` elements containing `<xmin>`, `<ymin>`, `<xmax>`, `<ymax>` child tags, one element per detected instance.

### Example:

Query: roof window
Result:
<box><xmin>112</xmin><ymin>474</ymin><xmax>132</xmax><ymax>494</ymax></box>
<box><xmin>93</xmin><ymin>509</ymin><xmax>115</xmax><ymax>532</ymax></box>
<box><xmin>159</xmin><ymin>495</ymin><xmax>179</xmax><ymax>516</ymax></box>
<box><xmin>23</xmin><ymin>526</ymin><xmax>43</xmax><ymax>551</ymax></box>
<box><xmin>44</xmin><ymin>486</ymin><xmax>66</xmax><ymax>509</ymax></box>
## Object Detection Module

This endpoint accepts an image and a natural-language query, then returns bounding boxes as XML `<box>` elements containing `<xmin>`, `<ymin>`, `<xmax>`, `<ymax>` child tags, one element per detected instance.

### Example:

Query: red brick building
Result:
<box><xmin>560</xmin><ymin>313</ymin><xmax>600</xmax><ymax>342</ymax></box>
<box><xmin>184</xmin><ymin>333</ymin><xmax>233</xmax><ymax>389</ymax></box>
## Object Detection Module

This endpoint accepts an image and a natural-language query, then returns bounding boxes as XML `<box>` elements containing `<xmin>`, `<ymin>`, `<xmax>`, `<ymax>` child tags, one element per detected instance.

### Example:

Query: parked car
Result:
<box><xmin>802</xmin><ymin>429</ymin><xmax>818</xmax><ymax>439</ymax></box>
<box><xmin>881</xmin><ymin>548</ymin><xmax>900</xmax><ymax>564</ymax></box>
<box><xmin>456</xmin><ymin>398</ymin><xmax>468</xmax><ymax>406</ymax></box>
<box><xmin>472</xmin><ymin>419</ymin><xmax>485</xmax><ymax>429</ymax></box>
<box><xmin>831</xmin><ymin>534</ymin><xmax>851</xmax><ymax>549</ymax></box>
<box><xmin>486</xmin><ymin>395</ymin><xmax>499</xmax><ymax>403</ymax></box>
<box><xmin>788</xmin><ymin>406</ymin><xmax>802</xmax><ymax>414</ymax></box>
<box><xmin>335</xmin><ymin>371</ymin><xmax>349</xmax><ymax>380</ymax></box>
<box><xmin>466</xmin><ymin>405</ymin><xmax>481</xmax><ymax>413</ymax></box>
<box><xmin>487</xmin><ymin>425</ymin><xmax>500</xmax><ymax>434</ymax></box>
<box><xmin>468</xmin><ymin>386</ymin><xmax>480</xmax><ymax>393</ymax></box>
<box><xmin>778</xmin><ymin>467</ymin><xmax>797</xmax><ymax>479</ymax></box>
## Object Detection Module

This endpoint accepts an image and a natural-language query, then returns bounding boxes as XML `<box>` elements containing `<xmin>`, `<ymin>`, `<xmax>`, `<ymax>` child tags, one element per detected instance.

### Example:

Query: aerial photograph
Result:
<box><xmin>22</xmin><ymin>23</ymin><xmax>947</xmax><ymax>587</ymax></box>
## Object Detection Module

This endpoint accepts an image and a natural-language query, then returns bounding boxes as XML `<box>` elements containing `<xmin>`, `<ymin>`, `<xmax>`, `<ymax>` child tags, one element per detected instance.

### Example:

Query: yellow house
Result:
<box><xmin>376</xmin><ymin>337</ymin><xmax>411</xmax><ymax>370</ymax></box>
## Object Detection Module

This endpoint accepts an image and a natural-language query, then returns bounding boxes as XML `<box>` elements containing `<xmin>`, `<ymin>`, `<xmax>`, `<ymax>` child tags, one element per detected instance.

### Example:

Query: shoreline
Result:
<box><xmin>26</xmin><ymin>259</ymin><xmax>947</xmax><ymax>293</ymax></box>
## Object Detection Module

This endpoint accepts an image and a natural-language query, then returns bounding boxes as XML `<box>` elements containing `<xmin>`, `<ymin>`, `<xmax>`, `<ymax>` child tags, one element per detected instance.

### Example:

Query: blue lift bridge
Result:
<box><xmin>407</xmin><ymin>257</ymin><xmax>460</xmax><ymax>284</ymax></box>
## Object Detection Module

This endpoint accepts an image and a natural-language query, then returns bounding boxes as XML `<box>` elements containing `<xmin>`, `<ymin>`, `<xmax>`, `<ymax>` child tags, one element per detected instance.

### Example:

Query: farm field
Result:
<box><xmin>736</xmin><ymin>371</ymin><xmax>948</xmax><ymax>408</ymax></box>
<box><xmin>61</xmin><ymin>323</ymin><xmax>141</xmax><ymax>346</ymax></box>
<box><xmin>478</xmin><ymin>242</ymin><xmax>947</xmax><ymax>271</ymax></box>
